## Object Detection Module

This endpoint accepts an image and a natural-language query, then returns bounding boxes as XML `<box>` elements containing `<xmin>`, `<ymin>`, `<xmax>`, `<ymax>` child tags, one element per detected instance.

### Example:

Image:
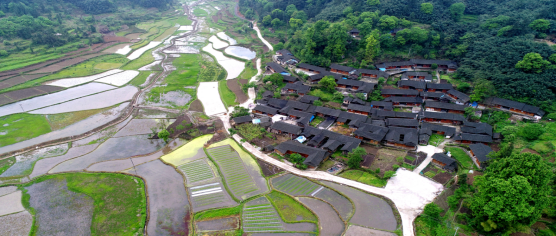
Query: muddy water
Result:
<box><xmin>0</xmin><ymin>103</ymin><xmax>128</xmax><ymax>154</ymax></box>
<box><xmin>225</xmin><ymin>46</ymin><xmax>256</xmax><ymax>60</ymax></box>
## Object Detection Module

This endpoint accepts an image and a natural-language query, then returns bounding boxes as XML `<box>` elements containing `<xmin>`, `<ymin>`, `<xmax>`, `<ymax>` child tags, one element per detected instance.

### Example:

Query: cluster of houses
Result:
<box><xmin>241</xmin><ymin>49</ymin><xmax>546</xmax><ymax>170</ymax></box>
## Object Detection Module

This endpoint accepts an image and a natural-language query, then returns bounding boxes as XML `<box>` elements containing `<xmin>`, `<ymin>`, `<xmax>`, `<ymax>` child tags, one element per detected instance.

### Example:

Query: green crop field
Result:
<box><xmin>20</xmin><ymin>172</ymin><xmax>146</xmax><ymax>235</ymax></box>
<box><xmin>0</xmin><ymin>157</ymin><xmax>16</xmax><ymax>175</ymax></box>
<box><xmin>219</xmin><ymin>80</ymin><xmax>237</xmax><ymax>107</ymax></box>
<box><xmin>0</xmin><ymin>113</ymin><xmax>52</xmax><ymax>146</ymax></box>
<box><xmin>272</xmin><ymin>174</ymin><xmax>320</xmax><ymax>196</ymax></box>
<box><xmin>242</xmin><ymin>197</ymin><xmax>284</xmax><ymax>232</ymax></box>
<box><xmin>130</xmin><ymin>71</ymin><xmax>158</xmax><ymax>87</ymax></box>
<box><xmin>338</xmin><ymin>170</ymin><xmax>387</xmax><ymax>187</ymax></box>
<box><xmin>267</xmin><ymin>191</ymin><xmax>317</xmax><ymax>222</ymax></box>
<box><xmin>178</xmin><ymin>159</ymin><xmax>215</xmax><ymax>183</ymax></box>
<box><xmin>446</xmin><ymin>147</ymin><xmax>473</xmax><ymax>169</ymax></box>
<box><xmin>207</xmin><ymin>145</ymin><xmax>259</xmax><ymax>199</ymax></box>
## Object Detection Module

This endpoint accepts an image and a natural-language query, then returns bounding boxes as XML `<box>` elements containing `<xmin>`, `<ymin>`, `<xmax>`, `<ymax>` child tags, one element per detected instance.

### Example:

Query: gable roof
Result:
<box><xmin>282</xmin><ymin>75</ymin><xmax>298</xmax><ymax>82</ymax></box>
<box><xmin>270</xmin><ymin>121</ymin><xmax>302</xmax><ymax>135</ymax></box>
<box><xmin>484</xmin><ymin>97</ymin><xmax>545</xmax><ymax>116</ymax></box>
<box><xmin>262</xmin><ymin>90</ymin><xmax>274</xmax><ymax>98</ymax></box>
<box><xmin>276</xmin><ymin>49</ymin><xmax>292</xmax><ymax>55</ymax></box>
<box><xmin>266</xmin><ymin>62</ymin><xmax>286</xmax><ymax>73</ymax></box>
<box><xmin>358</xmin><ymin>69</ymin><xmax>389</xmax><ymax>78</ymax></box>
<box><xmin>283</xmin><ymin>81</ymin><xmax>311</xmax><ymax>94</ymax></box>
<box><xmin>274</xmin><ymin>140</ymin><xmax>329</xmax><ymax>167</ymax></box>
<box><xmin>401</xmin><ymin>72</ymin><xmax>433</xmax><ymax>81</ymax></box>
<box><xmin>410</xmin><ymin>59</ymin><xmax>458</xmax><ymax>68</ymax></box>
<box><xmin>469</xmin><ymin>143</ymin><xmax>493</xmax><ymax>163</ymax></box>
<box><xmin>398</xmin><ymin>80</ymin><xmax>426</xmax><ymax>89</ymax></box>
<box><xmin>432</xmin><ymin>153</ymin><xmax>457</xmax><ymax>171</ymax></box>
<box><xmin>371</xmin><ymin>101</ymin><xmax>393</xmax><ymax>110</ymax></box>
<box><xmin>315</xmin><ymin>106</ymin><xmax>341</xmax><ymax>117</ymax></box>
<box><xmin>330</xmin><ymin>63</ymin><xmax>356</xmax><ymax>72</ymax></box>
<box><xmin>349</xmin><ymin>28</ymin><xmax>360</xmax><ymax>33</ymax></box>
<box><xmin>267</xmin><ymin>98</ymin><xmax>289</xmax><ymax>109</ymax></box>
<box><xmin>297</xmin><ymin>63</ymin><xmax>326</xmax><ymax>72</ymax></box>
<box><xmin>421</xmin><ymin>111</ymin><xmax>465</xmax><ymax>122</ymax></box>
<box><xmin>381</xmin><ymin>89</ymin><xmax>420</xmax><ymax>96</ymax></box>
<box><xmin>421</xmin><ymin>123</ymin><xmax>456</xmax><ymax>137</ymax></box>
<box><xmin>347</xmin><ymin>104</ymin><xmax>372</xmax><ymax>113</ymax></box>
<box><xmin>338</xmin><ymin>111</ymin><xmax>368</xmax><ymax>124</ymax></box>
<box><xmin>461</xmin><ymin>121</ymin><xmax>493</xmax><ymax>136</ymax></box>
<box><xmin>375</xmin><ymin>61</ymin><xmax>414</xmax><ymax>68</ymax></box>
<box><xmin>385</xmin><ymin>127</ymin><xmax>419</xmax><ymax>146</ymax></box>
<box><xmin>395</xmin><ymin>112</ymin><xmax>419</xmax><ymax>119</ymax></box>
<box><xmin>232</xmin><ymin>115</ymin><xmax>252</xmax><ymax>124</ymax></box>
<box><xmin>420</xmin><ymin>91</ymin><xmax>446</xmax><ymax>99</ymax></box>
<box><xmin>253</xmin><ymin>105</ymin><xmax>278</xmax><ymax>115</ymax></box>
<box><xmin>386</xmin><ymin>118</ymin><xmax>419</xmax><ymax>128</ymax></box>
<box><xmin>384</xmin><ymin>96</ymin><xmax>423</xmax><ymax>103</ymax></box>
<box><xmin>354</xmin><ymin>124</ymin><xmax>389</xmax><ymax>141</ymax></box>
<box><xmin>454</xmin><ymin>133</ymin><xmax>493</xmax><ymax>143</ymax></box>
<box><xmin>447</xmin><ymin>89</ymin><xmax>470</xmax><ymax>103</ymax></box>
<box><xmin>426</xmin><ymin>83</ymin><xmax>453</xmax><ymax>90</ymax></box>
<box><xmin>298</xmin><ymin>95</ymin><xmax>319</xmax><ymax>104</ymax></box>
<box><xmin>425</xmin><ymin>101</ymin><xmax>467</xmax><ymax>111</ymax></box>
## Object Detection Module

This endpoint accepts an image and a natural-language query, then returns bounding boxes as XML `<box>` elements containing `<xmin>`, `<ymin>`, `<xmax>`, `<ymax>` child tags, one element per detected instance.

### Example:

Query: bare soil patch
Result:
<box><xmin>361</xmin><ymin>144</ymin><xmax>379</xmax><ymax>155</ymax></box>
<box><xmin>489</xmin><ymin>143</ymin><xmax>500</xmax><ymax>152</ymax></box>
<box><xmin>211</xmin><ymin>11</ymin><xmax>222</xmax><ymax>23</ymax></box>
<box><xmin>521</xmin><ymin>148</ymin><xmax>539</xmax><ymax>155</ymax></box>
<box><xmin>370</xmin><ymin>148</ymin><xmax>407</xmax><ymax>177</ymax></box>
<box><xmin>226</xmin><ymin>78</ymin><xmax>248</xmax><ymax>104</ymax></box>
<box><xmin>329</xmin><ymin>125</ymin><xmax>352</xmax><ymax>135</ymax></box>
<box><xmin>0</xmin><ymin>85</ymin><xmax>63</xmax><ymax>106</ymax></box>
<box><xmin>103</xmin><ymin>34</ymin><xmax>129</xmax><ymax>43</ymax></box>
<box><xmin>433</xmin><ymin>172</ymin><xmax>453</xmax><ymax>184</ymax></box>
<box><xmin>466</xmin><ymin>171</ymin><xmax>483</xmax><ymax>186</ymax></box>
<box><xmin>196</xmin><ymin>216</ymin><xmax>238</xmax><ymax>231</ymax></box>
<box><xmin>167</xmin><ymin>114</ymin><xmax>192</xmax><ymax>138</ymax></box>
<box><xmin>189</xmin><ymin>100</ymin><xmax>204</xmax><ymax>112</ymax></box>
<box><xmin>256</xmin><ymin>158</ymin><xmax>283</xmax><ymax>176</ymax></box>
<box><xmin>102</xmin><ymin>43</ymin><xmax>132</xmax><ymax>53</ymax></box>
<box><xmin>30</xmin><ymin>53</ymin><xmax>105</xmax><ymax>74</ymax></box>
<box><xmin>239</xmin><ymin>79</ymin><xmax>248</xmax><ymax>85</ymax></box>
<box><xmin>125</xmin><ymin>33</ymin><xmax>143</xmax><ymax>40</ymax></box>
<box><xmin>0</xmin><ymin>73</ymin><xmax>49</xmax><ymax>90</ymax></box>
<box><xmin>361</xmin><ymin>154</ymin><xmax>375</xmax><ymax>168</ymax></box>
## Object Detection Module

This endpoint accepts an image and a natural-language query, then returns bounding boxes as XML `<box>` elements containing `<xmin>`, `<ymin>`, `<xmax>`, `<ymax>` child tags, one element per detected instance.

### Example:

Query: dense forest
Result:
<box><xmin>239</xmin><ymin>0</ymin><xmax>556</xmax><ymax>114</ymax></box>
<box><xmin>0</xmin><ymin>0</ymin><xmax>174</xmax><ymax>49</ymax></box>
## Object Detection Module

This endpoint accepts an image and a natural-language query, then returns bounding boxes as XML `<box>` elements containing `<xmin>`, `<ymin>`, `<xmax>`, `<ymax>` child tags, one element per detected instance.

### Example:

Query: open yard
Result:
<box><xmin>370</xmin><ymin>148</ymin><xmax>408</xmax><ymax>177</ymax></box>
<box><xmin>338</xmin><ymin>169</ymin><xmax>387</xmax><ymax>187</ymax></box>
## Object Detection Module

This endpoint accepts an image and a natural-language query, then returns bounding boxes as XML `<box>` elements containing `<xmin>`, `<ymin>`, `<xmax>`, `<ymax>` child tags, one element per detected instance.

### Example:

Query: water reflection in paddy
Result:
<box><xmin>224</xmin><ymin>46</ymin><xmax>256</xmax><ymax>60</ymax></box>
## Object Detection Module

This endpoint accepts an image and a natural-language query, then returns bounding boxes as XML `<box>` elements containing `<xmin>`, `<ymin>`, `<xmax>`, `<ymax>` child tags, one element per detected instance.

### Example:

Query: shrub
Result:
<box><xmin>176</xmin><ymin>125</ymin><xmax>184</xmax><ymax>131</ymax></box>
<box><xmin>383</xmin><ymin>170</ymin><xmax>396</xmax><ymax>179</ymax></box>
<box><xmin>158</xmin><ymin>129</ymin><xmax>170</xmax><ymax>143</ymax></box>
<box><xmin>520</xmin><ymin>123</ymin><xmax>544</xmax><ymax>141</ymax></box>
<box><xmin>236</xmin><ymin>123</ymin><xmax>267</xmax><ymax>141</ymax></box>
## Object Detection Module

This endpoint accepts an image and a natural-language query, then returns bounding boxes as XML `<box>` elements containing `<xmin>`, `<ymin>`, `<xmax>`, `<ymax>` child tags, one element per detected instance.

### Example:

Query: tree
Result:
<box><xmin>158</xmin><ymin>129</ymin><xmax>170</xmax><ymax>143</ymax></box>
<box><xmin>449</xmin><ymin>3</ymin><xmax>466</xmax><ymax>22</ymax></box>
<box><xmin>271</xmin><ymin>9</ymin><xmax>284</xmax><ymax>21</ymax></box>
<box><xmin>271</xmin><ymin>18</ymin><xmax>282</xmax><ymax>29</ymax></box>
<box><xmin>383</xmin><ymin>171</ymin><xmax>396</xmax><ymax>179</ymax></box>
<box><xmin>289</xmin><ymin>18</ymin><xmax>303</xmax><ymax>28</ymax></box>
<box><xmin>0</xmin><ymin>11</ymin><xmax>5</xmax><ymax>17</ymax></box>
<box><xmin>422</xmin><ymin>203</ymin><xmax>443</xmax><ymax>226</ymax></box>
<box><xmin>395</xmin><ymin>36</ymin><xmax>406</xmax><ymax>46</ymax></box>
<box><xmin>470</xmin><ymin>79</ymin><xmax>496</xmax><ymax>102</ymax></box>
<box><xmin>313</xmin><ymin>100</ymin><xmax>323</xmax><ymax>106</ymax></box>
<box><xmin>549</xmin><ymin>54</ymin><xmax>556</xmax><ymax>64</ymax></box>
<box><xmin>529</xmin><ymin>19</ymin><xmax>551</xmax><ymax>32</ymax></box>
<box><xmin>289</xmin><ymin>153</ymin><xmax>307</xmax><ymax>169</ymax></box>
<box><xmin>291</xmin><ymin>11</ymin><xmax>308</xmax><ymax>22</ymax></box>
<box><xmin>470</xmin><ymin>153</ymin><xmax>553</xmax><ymax>233</ymax></box>
<box><xmin>318</xmin><ymin>76</ymin><xmax>337</xmax><ymax>91</ymax></box>
<box><xmin>365</xmin><ymin>30</ymin><xmax>380</xmax><ymax>62</ymax></box>
<box><xmin>456</xmin><ymin>82</ymin><xmax>470</xmax><ymax>92</ymax></box>
<box><xmin>274</xmin><ymin>42</ymin><xmax>284</xmax><ymax>51</ymax></box>
<box><xmin>343</xmin><ymin>6</ymin><xmax>353</xmax><ymax>16</ymax></box>
<box><xmin>420</xmin><ymin>3</ymin><xmax>433</xmax><ymax>14</ymax></box>
<box><xmin>379</xmin><ymin>15</ymin><xmax>398</xmax><ymax>30</ymax></box>
<box><xmin>347</xmin><ymin>147</ymin><xmax>366</xmax><ymax>169</ymax></box>
<box><xmin>265</xmin><ymin>73</ymin><xmax>285</xmax><ymax>86</ymax></box>
<box><xmin>431</xmin><ymin>63</ymin><xmax>438</xmax><ymax>70</ymax></box>
<box><xmin>367</xmin><ymin>0</ymin><xmax>379</xmax><ymax>6</ymax></box>
<box><xmin>0</xmin><ymin>50</ymin><xmax>8</xmax><ymax>57</ymax></box>
<box><xmin>520</xmin><ymin>123</ymin><xmax>544</xmax><ymax>141</ymax></box>
<box><xmin>285</xmin><ymin>4</ymin><xmax>297</xmax><ymax>17</ymax></box>
<box><xmin>379</xmin><ymin>34</ymin><xmax>394</xmax><ymax>48</ymax></box>
<box><xmin>515</xmin><ymin>52</ymin><xmax>552</xmax><ymax>73</ymax></box>
<box><xmin>262</xmin><ymin>15</ymin><xmax>272</xmax><ymax>27</ymax></box>
<box><xmin>231</xmin><ymin>106</ymin><xmax>250</xmax><ymax>118</ymax></box>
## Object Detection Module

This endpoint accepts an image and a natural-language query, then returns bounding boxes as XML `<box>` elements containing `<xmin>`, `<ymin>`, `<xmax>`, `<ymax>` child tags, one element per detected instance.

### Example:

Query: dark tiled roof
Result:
<box><xmin>253</xmin><ymin>105</ymin><xmax>278</xmax><ymax>115</ymax></box>
<box><xmin>384</xmin><ymin>96</ymin><xmax>423</xmax><ymax>103</ymax></box>
<box><xmin>349</xmin><ymin>28</ymin><xmax>360</xmax><ymax>33</ymax></box>
<box><xmin>432</xmin><ymin>153</ymin><xmax>457</xmax><ymax>171</ymax></box>
<box><xmin>276</xmin><ymin>49</ymin><xmax>292</xmax><ymax>55</ymax></box>
<box><xmin>421</xmin><ymin>111</ymin><xmax>465</xmax><ymax>122</ymax></box>
<box><xmin>285</xmin><ymin>100</ymin><xmax>311</xmax><ymax>111</ymax></box>
<box><xmin>315</xmin><ymin>106</ymin><xmax>341</xmax><ymax>117</ymax></box>
<box><xmin>484</xmin><ymin>97</ymin><xmax>545</xmax><ymax>116</ymax></box>
<box><xmin>262</xmin><ymin>90</ymin><xmax>274</xmax><ymax>98</ymax></box>
<box><xmin>425</xmin><ymin>101</ymin><xmax>466</xmax><ymax>111</ymax></box>
<box><xmin>358</xmin><ymin>69</ymin><xmax>389</xmax><ymax>78</ymax></box>
<box><xmin>410</xmin><ymin>59</ymin><xmax>457</xmax><ymax>68</ymax></box>
<box><xmin>271</xmin><ymin>121</ymin><xmax>302</xmax><ymax>135</ymax></box>
<box><xmin>381</xmin><ymin>89</ymin><xmax>420</xmax><ymax>96</ymax></box>
<box><xmin>375</xmin><ymin>61</ymin><xmax>413</xmax><ymax>68</ymax></box>
<box><xmin>338</xmin><ymin>111</ymin><xmax>368</xmax><ymax>124</ymax></box>
<box><xmin>447</xmin><ymin>89</ymin><xmax>470</xmax><ymax>103</ymax></box>
<box><xmin>454</xmin><ymin>133</ymin><xmax>493</xmax><ymax>143</ymax></box>
<box><xmin>469</xmin><ymin>143</ymin><xmax>493</xmax><ymax>163</ymax></box>
<box><xmin>398</xmin><ymin>80</ymin><xmax>426</xmax><ymax>89</ymax></box>
<box><xmin>287</xmin><ymin>110</ymin><xmax>314</xmax><ymax>126</ymax></box>
<box><xmin>385</xmin><ymin>127</ymin><xmax>419</xmax><ymax>146</ymax></box>
<box><xmin>386</xmin><ymin>118</ymin><xmax>419</xmax><ymax>128</ymax></box>
<box><xmin>283</xmin><ymin>75</ymin><xmax>298</xmax><ymax>82</ymax></box>
<box><xmin>401</xmin><ymin>72</ymin><xmax>433</xmax><ymax>81</ymax></box>
<box><xmin>297</xmin><ymin>63</ymin><xmax>326</xmax><ymax>72</ymax></box>
<box><xmin>426</xmin><ymin>83</ymin><xmax>453</xmax><ymax>90</ymax></box>
<box><xmin>267</xmin><ymin>98</ymin><xmax>289</xmax><ymax>109</ymax></box>
<box><xmin>298</xmin><ymin>95</ymin><xmax>319</xmax><ymax>104</ymax></box>
<box><xmin>421</xmin><ymin>123</ymin><xmax>456</xmax><ymax>137</ymax></box>
<box><xmin>372</xmin><ymin>109</ymin><xmax>396</xmax><ymax>119</ymax></box>
<box><xmin>396</xmin><ymin>112</ymin><xmax>419</xmax><ymax>119</ymax></box>
<box><xmin>283</xmin><ymin>81</ymin><xmax>311</xmax><ymax>94</ymax></box>
<box><xmin>266</xmin><ymin>62</ymin><xmax>286</xmax><ymax>73</ymax></box>
<box><xmin>371</xmin><ymin>101</ymin><xmax>393</xmax><ymax>110</ymax></box>
<box><xmin>336</xmin><ymin>79</ymin><xmax>363</xmax><ymax>87</ymax></box>
<box><xmin>420</xmin><ymin>92</ymin><xmax>446</xmax><ymax>98</ymax></box>
<box><xmin>356</xmin><ymin>83</ymin><xmax>376</xmax><ymax>94</ymax></box>
<box><xmin>330</xmin><ymin>63</ymin><xmax>356</xmax><ymax>72</ymax></box>
<box><xmin>347</xmin><ymin>104</ymin><xmax>372</xmax><ymax>113</ymax></box>
<box><xmin>461</xmin><ymin>121</ymin><xmax>493</xmax><ymax>136</ymax></box>
<box><xmin>232</xmin><ymin>115</ymin><xmax>252</xmax><ymax>124</ymax></box>
<box><xmin>354</xmin><ymin>124</ymin><xmax>389</xmax><ymax>141</ymax></box>
<box><xmin>274</xmin><ymin>140</ymin><xmax>329</xmax><ymax>167</ymax></box>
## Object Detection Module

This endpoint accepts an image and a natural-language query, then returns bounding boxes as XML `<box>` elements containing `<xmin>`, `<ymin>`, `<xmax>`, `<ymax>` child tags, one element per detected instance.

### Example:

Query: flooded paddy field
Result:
<box><xmin>197</xmin><ymin>82</ymin><xmax>226</xmax><ymax>116</ymax></box>
<box><xmin>0</xmin><ymin>143</ymin><xmax>69</xmax><ymax>178</ymax></box>
<box><xmin>196</xmin><ymin>217</ymin><xmax>239</xmax><ymax>231</ymax></box>
<box><xmin>0</xmin><ymin>73</ymin><xmax>50</xmax><ymax>90</ymax></box>
<box><xmin>0</xmin><ymin>82</ymin><xmax>115</xmax><ymax>117</ymax></box>
<box><xmin>45</xmin><ymin>69</ymin><xmax>123</xmax><ymax>88</ymax></box>
<box><xmin>0</xmin><ymin>211</ymin><xmax>33</xmax><ymax>236</ymax></box>
<box><xmin>29</xmin><ymin>144</ymin><xmax>99</xmax><ymax>179</ymax></box>
<box><xmin>225</xmin><ymin>46</ymin><xmax>256</xmax><ymax>60</ymax></box>
<box><xmin>298</xmin><ymin>197</ymin><xmax>345</xmax><ymax>236</ymax></box>
<box><xmin>217</xmin><ymin>32</ymin><xmax>237</xmax><ymax>45</ymax></box>
<box><xmin>0</xmin><ymin>85</ymin><xmax>64</xmax><ymax>106</ymax></box>
<box><xmin>128</xmin><ymin>41</ymin><xmax>162</xmax><ymax>60</ymax></box>
<box><xmin>202</xmin><ymin>43</ymin><xmax>245</xmax><ymax>80</ymax></box>
<box><xmin>95</xmin><ymin>70</ymin><xmax>140</xmax><ymax>86</ymax></box>
<box><xmin>30</xmin><ymin>86</ymin><xmax>138</xmax><ymax>114</ymax></box>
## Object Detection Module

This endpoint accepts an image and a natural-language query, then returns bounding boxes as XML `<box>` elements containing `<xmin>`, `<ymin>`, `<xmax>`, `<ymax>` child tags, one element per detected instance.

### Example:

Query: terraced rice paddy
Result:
<box><xmin>242</xmin><ymin>197</ymin><xmax>284</xmax><ymax>232</ymax></box>
<box><xmin>0</xmin><ymin>211</ymin><xmax>33</xmax><ymax>236</ymax></box>
<box><xmin>202</xmin><ymin>44</ymin><xmax>245</xmax><ymax>80</ymax></box>
<box><xmin>128</xmin><ymin>41</ymin><xmax>161</xmax><ymax>60</ymax></box>
<box><xmin>206</xmin><ymin>145</ymin><xmax>261</xmax><ymax>200</ymax></box>
<box><xmin>0</xmin><ymin>82</ymin><xmax>115</xmax><ymax>117</ymax></box>
<box><xmin>161</xmin><ymin>134</ymin><xmax>212</xmax><ymax>166</ymax></box>
<box><xmin>95</xmin><ymin>70</ymin><xmax>140</xmax><ymax>86</ymax></box>
<box><xmin>272</xmin><ymin>174</ymin><xmax>354</xmax><ymax>221</ymax></box>
<box><xmin>30</xmin><ymin>86</ymin><xmax>138</xmax><ymax>114</ymax></box>
<box><xmin>0</xmin><ymin>191</ymin><xmax>25</xmax><ymax>216</ymax></box>
<box><xmin>217</xmin><ymin>32</ymin><xmax>237</xmax><ymax>45</ymax></box>
<box><xmin>0</xmin><ymin>143</ymin><xmax>69</xmax><ymax>178</ymax></box>
<box><xmin>44</xmin><ymin>69</ymin><xmax>123</xmax><ymax>87</ymax></box>
<box><xmin>189</xmin><ymin>181</ymin><xmax>237</xmax><ymax>212</ymax></box>
<box><xmin>0</xmin><ymin>86</ymin><xmax>64</xmax><ymax>106</ymax></box>
<box><xmin>178</xmin><ymin>159</ymin><xmax>215</xmax><ymax>183</ymax></box>
<box><xmin>225</xmin><ymin>46</ymin><xmax>256</xmax><ymax>60</ymax></box>
<box><xmin>209</xmin><ymin>35</ymin><xmax>229</xmax><ymax>49</ymax></box>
